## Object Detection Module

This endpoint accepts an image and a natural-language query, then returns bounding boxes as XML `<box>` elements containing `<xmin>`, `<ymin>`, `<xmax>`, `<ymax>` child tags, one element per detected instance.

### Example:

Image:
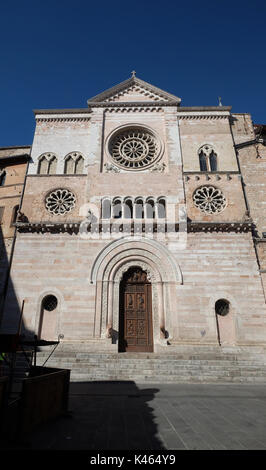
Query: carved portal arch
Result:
<box><xmin>90</xmin><ymin>236</ymin><xmax>183</xmax><ymax>284</ymax></box>
<box><xmin>92</xmin><ymin>237</ymin><xmax>182</xmax><ymax>350</ymax></box>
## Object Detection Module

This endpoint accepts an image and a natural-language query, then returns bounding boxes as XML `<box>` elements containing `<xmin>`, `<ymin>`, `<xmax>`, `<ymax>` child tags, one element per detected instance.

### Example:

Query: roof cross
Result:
<box><xmin>131</xmin><ymin>70</ymin><xmax>136</xmax><ymax>78</ymax></box>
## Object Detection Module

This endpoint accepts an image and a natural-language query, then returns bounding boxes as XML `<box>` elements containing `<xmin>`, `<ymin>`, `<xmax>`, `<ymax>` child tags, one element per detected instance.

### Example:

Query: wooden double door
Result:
<box><xmin>119</xmin><ymin>267</ymin><xmax>153</xmax><ymax>352</ymax></box>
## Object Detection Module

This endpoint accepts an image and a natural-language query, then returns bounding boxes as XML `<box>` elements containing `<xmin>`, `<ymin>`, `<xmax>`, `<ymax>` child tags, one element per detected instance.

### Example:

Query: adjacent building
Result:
<box><xmin>0</xmin><ymin>146</ymin><xmax>30</xmax><ymax>318</ymax></box>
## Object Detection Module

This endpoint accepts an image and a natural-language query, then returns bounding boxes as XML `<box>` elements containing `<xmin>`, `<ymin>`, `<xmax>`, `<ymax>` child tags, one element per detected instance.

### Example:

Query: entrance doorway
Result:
<box><xmin>119</xmin><ymin>267</ymin><xmax>153</xmax><ymax>352</ymax></box>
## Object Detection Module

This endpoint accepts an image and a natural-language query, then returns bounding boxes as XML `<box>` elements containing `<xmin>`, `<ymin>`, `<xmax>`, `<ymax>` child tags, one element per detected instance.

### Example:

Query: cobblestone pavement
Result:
<box><xmin>2</xmin><ymin>381</ymin><xmax>266</xmax><ymax>451</ymax></box>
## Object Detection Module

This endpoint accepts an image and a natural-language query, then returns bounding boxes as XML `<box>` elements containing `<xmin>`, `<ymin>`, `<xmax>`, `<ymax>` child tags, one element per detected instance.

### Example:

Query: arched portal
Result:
<box><xmin>119</xmin><ymin>266</ymin><xmax>153</xmax><ymax>352</ymax></box>
<box><xmin>90</xmin><ymin>237</ymin><xmax>183</xmax><ymax>351</ymax></box>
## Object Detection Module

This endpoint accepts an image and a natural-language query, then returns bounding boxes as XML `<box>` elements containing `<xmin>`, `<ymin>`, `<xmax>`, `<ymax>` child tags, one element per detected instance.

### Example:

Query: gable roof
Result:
<box><xmin>87</xmin><ymin>74</ymin><xmax>181</xmax><ymax>107</ymax></box>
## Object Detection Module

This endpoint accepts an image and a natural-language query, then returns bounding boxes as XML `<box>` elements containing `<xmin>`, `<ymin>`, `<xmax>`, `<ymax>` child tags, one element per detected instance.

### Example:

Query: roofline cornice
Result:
<box><xmin>33</xmin><ymin>108</ymin><xmax>91</xmax><ymax>115</ymax></box>
<box><xmin>0</xmin><ymin>145</ymin><xmax>31</xmax><ymax>150</ymax></box>
<box><xmin>89</xmin><ymin>101</ymin><xmax>179</xmax><ymax>108</ymax></box>
<box><xmin>33</xmin><ymin>105</ymin><xmax>232</xmax><ymax>115</ymax></box>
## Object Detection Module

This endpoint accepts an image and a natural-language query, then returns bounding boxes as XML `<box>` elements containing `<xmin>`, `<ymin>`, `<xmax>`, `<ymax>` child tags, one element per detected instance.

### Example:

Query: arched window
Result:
<box><xmin>199</xmin><ymin>151</ymin><xmax>208</xmax><ymax>171</ymax></box>
<box><xmin>124</xmin><ymin>199</ymin><xmax>133</xmax><ymax>219</ymax></box>
<box><xmin>198</xmin><ymin>145</ymin><xmax>218</xmax><ymax>172</ymax></box>
<box><xmin>135</xmin><ymin>198</ymin><xmax>144</xmax><ymax>219</ymax></box>
<box><xmin>146</xmin><ymin>199</ymin><xmax>155</xmax><ymax>219</ymax></box>
<box><xmin>113</xmin><ymin>199</ymin><xmax>122</xmax><ymax>219</ymax></box>
<box><xmin>102</xmin><ymin>198</ymin><xmax>111</xmax><ymax>219</ymax></box>
<box><xmin>215</xmin><ymin>298</ymin><xmax>235</xmax><ymax>346</ymax></box>
<box><xmin>157</xmin><ymin>198</ymin><xmax>166</xmax><ymax>218</ymax></box>
<box><xmin>38</xmin><ymin>153</ymin><xmax>57</xmax><ymax>175</ymax></box>
<box><xmin>64</xmin><ymin>152</ymin><xmax>84</xmax><ymax>174</ymax></box>
<box><xmin>64</xmin><ymin>157</ymin><xmax>75</xmax><ymax>174</ymax></box>
<box><xmin>0</xmin><ymin>170</ymin><xmax>6</xmax><ymax>186</ymax></box>
<box><xmin>38</xmin><ymin>294</ymin><xmax>58</xmax><ymax>339</ymax></box>
<box><xmin>209</xmin><ymin>152</ymin><xmax>217</xmax><ymax>171</ymax></box>
<box><xmin>215</xmin><ymin>299</ymin><xmax>230</xmax><ymax>316</ymax></box>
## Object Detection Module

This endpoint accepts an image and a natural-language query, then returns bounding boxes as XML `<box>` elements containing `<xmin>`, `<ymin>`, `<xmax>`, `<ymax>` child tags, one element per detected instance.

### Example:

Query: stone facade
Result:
<box><xmin>0</xmin><ymin>75</ymin><xmax>265</xmax><ymax>355</ymax></box>
<box><xmin>0</xmin><ymin>146</ymin><xmax>30</xmax><ymax>321</ymax></box>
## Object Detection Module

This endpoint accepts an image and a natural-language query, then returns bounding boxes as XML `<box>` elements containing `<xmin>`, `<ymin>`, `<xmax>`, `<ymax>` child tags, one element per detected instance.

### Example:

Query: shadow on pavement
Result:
<box><xmin>1</xmin><ymin>380</ymin><xmax>165</xmax><ymax>451</ymax></box>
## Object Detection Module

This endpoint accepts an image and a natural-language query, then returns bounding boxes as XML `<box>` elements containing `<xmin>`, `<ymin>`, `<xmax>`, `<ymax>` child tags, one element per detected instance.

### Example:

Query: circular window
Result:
<box><xmin>109</xmin><ymin>127</ymin><xmax>160</xmax><ymax>170</ymax></box>
<box><xmin>45</xmin><ymin>188</ymin><xmax>76</xmax><ymax>215</ymax></box>
<box><xmin>42</xmin><ymin>295</ymin><xmax>58</xmax><ymax>312</ymax></box>
<box><xmin>215</xmin><ymin>299</ymin><xmax>230</xmax><ymax>316</ymax></box>
<box><xmin>193</xmin><ymin>186</ymin><xmax>227</xmax><ymax>214</ymax></box>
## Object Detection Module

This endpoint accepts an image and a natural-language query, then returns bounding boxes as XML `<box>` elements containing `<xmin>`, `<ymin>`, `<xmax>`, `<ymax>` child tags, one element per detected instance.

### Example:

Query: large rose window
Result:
<box><xmin>45</xmin><ymin>189</ymin><xmax>76</xmax><ymax>215</ymax></box>
<box><xmin>109</xmin><ymin>128</ymin><xmax>160</xmax><ymax>170</ymax></box>
<box><xmin>193</xmin><ymin>186</ymin><xmax>227</xmax><ymax>214</ymax></box>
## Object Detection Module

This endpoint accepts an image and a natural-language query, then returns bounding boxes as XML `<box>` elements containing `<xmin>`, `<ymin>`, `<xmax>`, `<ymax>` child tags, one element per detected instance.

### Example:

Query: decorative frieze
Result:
<box><xmin>184</xmin><ymin>172</ymin><xmax>241</xmax><ymax>183</ymax></box>
<box><xmin>178</xmin><ymin>114</ymin><xmax>229</xmax><ymax>120</ymax></box>
<box><xmin>15</xmin><ymin>220</ymin><xmax>253</xmax><ymax>234</ymax></box>
<box><xmin>105</xmin><ymin>85</ymin><xmax>168</xmax><ymax>103</ymax></box>
<box><xmin>35</xmin><ymin>117</ymin><xmax>91</xmax><ymax>123</ymax></box>
<box><xmin>104</xmin><ymin>107</ymin><xmax>164</xmax><ymax>113</ymax></box>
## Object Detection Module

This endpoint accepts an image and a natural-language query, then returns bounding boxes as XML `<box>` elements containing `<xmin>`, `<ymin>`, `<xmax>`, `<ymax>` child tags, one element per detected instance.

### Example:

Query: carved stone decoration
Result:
<box><xmin>16</xmin><ymin>210</ymin><xmax>29</xmax><ymax>223</ymax></box>
<box><xmin>109</xmin><ymin>128</ymin><xmax>159</xmax><ymax>170</ymax></box>
<box><xmin>104</xmin><ymin>163</ymin><xmax>121</xmax><ymax>173</ymax></box>
<box><xmin>199</xmin><ymin>144</ymin><xmax>214</xmax><ymax>158</ymax></box>
<box><xmin>45</xmin><ymin>189</ymin><xmax>76</xmax><ymax>215</ymax></box>
<box><xmin>150</xmin><ymin>163</ymin><xmax>166</xmax><ymax>173</ymax></box>
<box><xmin>193</xmin><ymin>186</ymin><xmax>227</xmax><ymax>214</ymax></box>
<box><xmin>86</xmin><ymin>208</ymin><xmax>94</xmax><ymax>225</ymax></box>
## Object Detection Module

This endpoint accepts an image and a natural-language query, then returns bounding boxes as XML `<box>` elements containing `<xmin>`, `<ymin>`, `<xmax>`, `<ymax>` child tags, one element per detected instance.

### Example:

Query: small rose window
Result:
<box><xmin>45</xmin><ymin>189</ymin><xmax>76</xmax><ymax>215</ymax></box>
<box><xmin>193</xmin><ymin>186</ymin><xmax>227</xmax><ymax>214</ymax></box>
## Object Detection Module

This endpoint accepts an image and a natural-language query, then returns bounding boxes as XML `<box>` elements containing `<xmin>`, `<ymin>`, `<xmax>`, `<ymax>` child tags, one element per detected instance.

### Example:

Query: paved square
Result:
<box><xmin>6</xmin><ymin>382</ymin><xmax>266</xmax><ymax>450</ymax></box>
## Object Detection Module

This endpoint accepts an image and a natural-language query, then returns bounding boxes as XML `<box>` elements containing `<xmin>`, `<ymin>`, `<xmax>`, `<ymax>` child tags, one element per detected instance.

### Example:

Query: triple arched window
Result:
<box><xmin>198</xmin><ymin>145</ymin><xmax>218</xmax><ymax>172</ymax></box>
<box><xmin>102</xmin><ymin>197</ymin><xmax>166</xmax><ymax>220</ymax></box>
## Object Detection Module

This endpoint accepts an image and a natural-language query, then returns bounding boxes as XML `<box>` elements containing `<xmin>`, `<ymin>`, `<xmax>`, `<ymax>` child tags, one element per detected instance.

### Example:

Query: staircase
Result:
<box><xmin>34</xmin><ymin>346</ymin><xmax>266</xmax><ymax>384</ymax></box>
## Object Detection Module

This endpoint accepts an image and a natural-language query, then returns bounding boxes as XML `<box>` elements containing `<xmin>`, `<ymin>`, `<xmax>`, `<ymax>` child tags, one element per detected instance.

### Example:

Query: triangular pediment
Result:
<box><xmin>87</xmin><ymin>75</ymin><xmax>181</xmax><ymax>106</ymax></box>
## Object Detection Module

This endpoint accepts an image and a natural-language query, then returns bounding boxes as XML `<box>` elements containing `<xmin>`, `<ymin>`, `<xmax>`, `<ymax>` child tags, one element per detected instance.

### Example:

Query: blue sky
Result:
<box><xmin>1</xmin><ymin>0</ymin><xmax>266</xmax><ymax>146</ymax></box>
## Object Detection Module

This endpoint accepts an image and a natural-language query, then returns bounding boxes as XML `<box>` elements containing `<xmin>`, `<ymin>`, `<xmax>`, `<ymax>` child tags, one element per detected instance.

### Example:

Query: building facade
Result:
<box><xmin>0</xmin><ymin>146</ymin><xmax>30</xmax><ymax>318</ymax></box>
<box><xmin>0</xmin><ymin>75</ymin><xmax>265</xmax><ymax>356</ymax></box>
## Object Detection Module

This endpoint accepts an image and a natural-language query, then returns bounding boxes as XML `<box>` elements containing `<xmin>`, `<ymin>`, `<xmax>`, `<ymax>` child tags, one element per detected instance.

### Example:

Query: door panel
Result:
<box><xmin>119</xmin><ymin>268</ymin><xmax>153</xmax><ymax>352</ymax></box>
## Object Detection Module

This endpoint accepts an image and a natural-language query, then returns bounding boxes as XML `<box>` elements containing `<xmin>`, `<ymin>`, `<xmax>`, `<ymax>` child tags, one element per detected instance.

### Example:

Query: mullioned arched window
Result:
<box><xmin>64</xmin><ymin>152</ymin><xmax>84</xmax><ymax>174</ymax></box>
<box><xmin>198</xmin><ymin>145</ymin><xmax>217</xmax><ymax>172</ymax></box>
<box><xmin>37</xmin><ymin>153</ymin><xmax>57</xmax><ymax>175</ymax></box>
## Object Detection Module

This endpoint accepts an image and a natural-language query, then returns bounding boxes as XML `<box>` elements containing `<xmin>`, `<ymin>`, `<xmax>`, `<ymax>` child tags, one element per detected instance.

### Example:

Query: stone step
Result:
<box><xmin>5</xmin><ymin>346</ymin><xmax>266</xmax><ymax>384</ymax></box>
<box><xmin>33</xmin><ymin>351</ymin><xmax>266</xmax><ymax>384</ymax></box>
<box><xmin>35</xmin><ymin>350</ymin><xmax>266</xmax><ymax>361</ymax></box>
<box><xmin>36</xmin><ymin>361</ymin><xmax>266</xmax><ymax>371</ymax></box>
<box><xmin>35</xmin><ymin>358</ymin><xmax>266</xmax><ymax>368</ymax></box>
<box><xmin>35</xmin><ymin>351</ymin><xmax>266</xmax><ymax>360</ymax></box>
<box><xmin>67</xmin><ymin>374</ymin><xmax>266</xmax><ymax>384</ymax></box>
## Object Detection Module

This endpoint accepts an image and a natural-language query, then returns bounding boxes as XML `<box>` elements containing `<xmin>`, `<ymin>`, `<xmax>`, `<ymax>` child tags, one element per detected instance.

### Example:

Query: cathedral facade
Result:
<box><xmin>1</xmin><ymin>74</ymin><xmax>265</xmax><ymax>355</ymax></box>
